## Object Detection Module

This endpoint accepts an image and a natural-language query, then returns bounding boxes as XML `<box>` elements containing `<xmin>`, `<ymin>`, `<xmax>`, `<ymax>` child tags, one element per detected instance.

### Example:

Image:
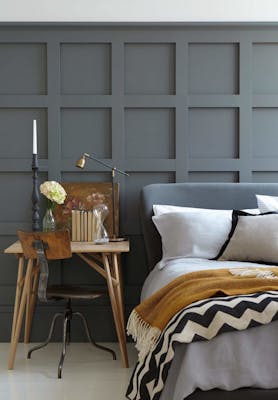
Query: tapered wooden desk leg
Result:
<box><xmin>112</xmin><ymin>253</ymin><xmax>126</xmax><ymax>332</ymax></box>
<box><xmin>8</xmin><ymin>259</ymin><xmax>33</xmax><ymax>370</ymax></box>
<box><xmin>11</xmin><ymin>256</ymin><xmax>24</xmax><ymax>340</ymax></box>
<box><xmin>24</xmin><ymin>260</ymin><xmax>32</xmax><ymax>343</ymax></box>
<box><xmin>102</xmin><ymin>254</ymin><xmax>129</xmax><ymax>368</ymax></box>
<box><xmin>24</xmin><ymin>264</ymin><xmax>39</xmax><ymax>343</ymax></box>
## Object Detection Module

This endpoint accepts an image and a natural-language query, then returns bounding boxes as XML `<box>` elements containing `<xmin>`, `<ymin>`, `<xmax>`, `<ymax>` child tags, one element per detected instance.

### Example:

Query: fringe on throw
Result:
<box><xmin>127</xmin><ymin>309</ymin><xmax>161</xmax><ymax>362</ymax></box>
<box><xmin>229</xmin><ymin>268</ymin><xmax>278</xmax><ymax>280</ymax></box>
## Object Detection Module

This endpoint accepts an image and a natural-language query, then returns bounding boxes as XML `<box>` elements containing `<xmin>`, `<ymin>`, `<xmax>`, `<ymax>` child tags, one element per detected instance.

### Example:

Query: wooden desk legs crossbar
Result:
<box><xmin>102</xmin><ymin>253</ymin><xmax>129</xmax><ymax>368</ymax></box>
<box><xmin>8</xmin><ymin>257</ymin><xmax>34</xmax><ymax>370</ymax></box>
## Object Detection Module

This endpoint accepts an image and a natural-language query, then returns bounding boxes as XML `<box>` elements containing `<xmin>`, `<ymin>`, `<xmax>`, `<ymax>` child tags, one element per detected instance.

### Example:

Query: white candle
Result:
<box><xmin>33</xmin><ymin>120</ymin><xmax>37</xmax><ymax>154</ymax></box>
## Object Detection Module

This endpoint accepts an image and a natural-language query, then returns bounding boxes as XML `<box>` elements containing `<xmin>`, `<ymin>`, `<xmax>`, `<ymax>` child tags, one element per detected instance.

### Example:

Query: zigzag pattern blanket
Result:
<box><xmin>126</xmin><ymin>268</ymin><xmax>278</xmax><ymax>400</ymax></box>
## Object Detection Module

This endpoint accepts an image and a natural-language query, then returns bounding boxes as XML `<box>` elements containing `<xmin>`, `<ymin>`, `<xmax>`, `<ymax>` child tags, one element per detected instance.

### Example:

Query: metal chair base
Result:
<box><xmin>27</xmin><ymin>300</ymin><xmax>116</xmax><ymax>379</ymax></box>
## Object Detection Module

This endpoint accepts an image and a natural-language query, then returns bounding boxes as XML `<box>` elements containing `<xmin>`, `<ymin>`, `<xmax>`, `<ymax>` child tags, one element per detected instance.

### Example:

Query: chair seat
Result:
<box><xmin>47</xmin><ymin>285</ymin><xmax>107</xmax><ymax>300</ymax></box>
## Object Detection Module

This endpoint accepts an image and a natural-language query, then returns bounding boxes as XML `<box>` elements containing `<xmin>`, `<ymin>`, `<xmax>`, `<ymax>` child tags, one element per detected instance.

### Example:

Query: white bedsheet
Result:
<box><xmin>140</xmin><ymin>258</ymin><xmax>278</xmax><ymax>400</ymax></box>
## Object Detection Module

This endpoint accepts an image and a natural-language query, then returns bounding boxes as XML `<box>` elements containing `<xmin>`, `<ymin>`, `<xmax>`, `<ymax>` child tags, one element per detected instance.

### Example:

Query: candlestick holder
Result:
<box><xmin>32</xmin><ymin>153</ymin><xmax>40</xmax><ymax>231</ymax></box>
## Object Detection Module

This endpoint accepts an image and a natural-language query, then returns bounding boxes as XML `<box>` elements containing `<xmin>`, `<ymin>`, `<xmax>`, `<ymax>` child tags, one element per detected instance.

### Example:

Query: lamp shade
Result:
<box><xmin>76</xmin><ymin>155</ymin><xmax>86</xmax><ymax>169</ymax></box>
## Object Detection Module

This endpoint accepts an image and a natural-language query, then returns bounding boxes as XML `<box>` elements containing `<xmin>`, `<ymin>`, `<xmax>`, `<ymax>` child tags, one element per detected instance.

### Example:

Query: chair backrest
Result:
<box><xmin>17</xmin><ymin>230</ymin><xmax>72</xmax><ymax>260</ymax></box>
<box><xmin>17</xmin><ymin>230</ymin><xmax>72</xmax><ymax>302</ymax></box>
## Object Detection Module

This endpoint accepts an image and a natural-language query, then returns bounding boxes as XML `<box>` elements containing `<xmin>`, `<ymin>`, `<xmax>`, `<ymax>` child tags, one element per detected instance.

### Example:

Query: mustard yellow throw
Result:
<box><xmin>127</xmin><ymin>267</ymin><xmax>278</xmax><ymax>360</ymax></box>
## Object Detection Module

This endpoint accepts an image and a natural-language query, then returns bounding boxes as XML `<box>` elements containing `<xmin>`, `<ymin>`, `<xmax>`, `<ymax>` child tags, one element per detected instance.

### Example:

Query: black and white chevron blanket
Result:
<box><xmin>126</xmin><ymin>290</ymin><xmax>278</xmax><ymax>400</ymax></box>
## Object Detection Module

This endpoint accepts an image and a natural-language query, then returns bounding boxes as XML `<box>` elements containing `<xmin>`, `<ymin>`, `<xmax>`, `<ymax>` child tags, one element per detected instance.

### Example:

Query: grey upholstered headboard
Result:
<box><xmin>140</xmin><ymin>182</ymin><xmax>278</xmax><ymax>270</ymax></box>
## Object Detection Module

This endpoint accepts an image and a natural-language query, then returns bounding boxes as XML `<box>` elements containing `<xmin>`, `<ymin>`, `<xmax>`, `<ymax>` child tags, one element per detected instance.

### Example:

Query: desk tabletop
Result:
<box><xmin>4</xmin><ymin>239</ymin><xmax>130</xmax><ymax>255</ymax></box>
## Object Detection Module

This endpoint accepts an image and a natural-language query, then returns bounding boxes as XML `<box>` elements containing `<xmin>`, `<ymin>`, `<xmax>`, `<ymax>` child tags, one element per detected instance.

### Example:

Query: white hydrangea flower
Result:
<box><xmin>40</xmin><ymin>181</ymin><xmax>67</xmax><ymax>205</ymax></box>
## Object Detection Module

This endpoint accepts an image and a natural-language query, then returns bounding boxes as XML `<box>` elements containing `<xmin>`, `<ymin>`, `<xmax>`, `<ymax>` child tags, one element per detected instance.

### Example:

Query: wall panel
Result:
<box><xmin>188</xmin><ymin>43</ymin><xmax>239</xmax><ymax>95</ymax></box>
<box><xmin>1</xmin><ymin>23</ymin><xmax>278</xmax><ymax>341</ymax></box>
<box><xmin>0</xmin><ymin>43</ymin><xmax>47</xmax><ymax>95</ymax></box>
<box><xmin>60</xmin><ymin>43</ymin><xmax>111</xmax><ymax>95</ymax></box>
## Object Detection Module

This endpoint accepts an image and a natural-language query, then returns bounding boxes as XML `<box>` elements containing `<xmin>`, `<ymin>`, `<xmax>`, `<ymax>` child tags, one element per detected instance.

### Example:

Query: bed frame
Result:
<box><xmin>140</xmin><ymin>182</ymin><xmax>278</xmax><ymax>400</ymax></box>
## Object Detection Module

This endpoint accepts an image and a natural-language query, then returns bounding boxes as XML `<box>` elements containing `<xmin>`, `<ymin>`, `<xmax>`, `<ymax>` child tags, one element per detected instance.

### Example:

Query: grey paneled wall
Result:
<box><xmin>1</xmin><ymin>23</ymin><xmax>278</xmax><ymax>341</ymax></box>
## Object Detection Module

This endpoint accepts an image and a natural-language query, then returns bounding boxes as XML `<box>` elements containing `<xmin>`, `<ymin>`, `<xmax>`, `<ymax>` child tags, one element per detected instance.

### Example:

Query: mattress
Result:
<box><xmin>140</xmin><ymin>258</ymin><xmax>278</xmax><ymax>400</ymax></box>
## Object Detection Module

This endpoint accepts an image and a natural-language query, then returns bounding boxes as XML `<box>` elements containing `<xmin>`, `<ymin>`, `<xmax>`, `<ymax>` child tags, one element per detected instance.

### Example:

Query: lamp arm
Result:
<box><xmin>84</xmin><ymin>153</ymin><xmax>129</xmax><ymax>176</ymax></box>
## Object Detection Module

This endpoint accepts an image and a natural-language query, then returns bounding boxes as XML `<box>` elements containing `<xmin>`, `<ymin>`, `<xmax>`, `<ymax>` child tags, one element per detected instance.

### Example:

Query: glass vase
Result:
<box><xmin>92</xmin><ymin>204</ymin><xmax>109</xmax><ymax>244</ymax></box>
<box><xmin>43</xmin><ymin>202</ymin><xmax>56</xmax><ymax>232</ymax></box>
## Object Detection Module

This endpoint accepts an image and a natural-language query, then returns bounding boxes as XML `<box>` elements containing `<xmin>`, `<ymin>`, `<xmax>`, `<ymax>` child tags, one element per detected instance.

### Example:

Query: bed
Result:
<box><xmin>127</xmin><ymin>182</ymin><xmax>278</xmax><ymax>400</ymax></box>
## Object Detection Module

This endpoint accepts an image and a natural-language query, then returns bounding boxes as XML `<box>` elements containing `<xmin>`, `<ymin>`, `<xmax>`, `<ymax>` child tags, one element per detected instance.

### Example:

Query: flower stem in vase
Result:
<box><xmin>42</xmin><ymin>199</ymin><xmax>56</xmax><ymax>231</ymax></box>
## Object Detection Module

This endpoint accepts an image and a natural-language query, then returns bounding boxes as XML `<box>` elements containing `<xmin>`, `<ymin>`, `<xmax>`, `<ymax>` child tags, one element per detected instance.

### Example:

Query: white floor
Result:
<box><xmin>0</xmin><ymin>342</ymin><xmax>137</xmax><ymax>400</ymax></box>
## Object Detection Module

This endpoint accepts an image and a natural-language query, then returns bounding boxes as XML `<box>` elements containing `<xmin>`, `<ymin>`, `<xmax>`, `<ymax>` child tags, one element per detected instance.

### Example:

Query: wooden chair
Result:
<box><xmin>17</xmin><ymin>229</ymin><xmax>116</xmax><ymax>378</ymax></box>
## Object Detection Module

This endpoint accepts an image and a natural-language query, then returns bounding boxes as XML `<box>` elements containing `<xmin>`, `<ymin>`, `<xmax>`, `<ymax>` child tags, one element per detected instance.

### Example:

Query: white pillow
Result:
<box><xmin>256</xmin><ymin>194</ymin><xmax>278</xmax><ymax>213</ymax></box>
<box><xmin>152</xmin><ymin>209</ymin><xmax>232</xmax><ymax>267</ymax></box>
<box><xmin>153</xmin><ymin>204</ymin><xmax>260</xmax><ymax>216</ymax></box>
<box><xmin>219</xmin><ymin>211</ymin><xmax>278</xmax><ymax>263</ymax></box>
<box><xmin>243</xmin><ymin>208</ymin><xmax>261</xmax><ymax>214</ymax></box>
<box><xmin>153</xmin><ymin>204</ymin><xmax>218</xmax><ymax>216</ymax></box>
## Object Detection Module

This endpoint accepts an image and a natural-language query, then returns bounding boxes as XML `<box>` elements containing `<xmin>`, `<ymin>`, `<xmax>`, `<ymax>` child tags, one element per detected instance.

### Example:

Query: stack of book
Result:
<box><xmin>71</xmin><ymin>210</ymin><xmax>94</xmax><ymax>241</ymax></box>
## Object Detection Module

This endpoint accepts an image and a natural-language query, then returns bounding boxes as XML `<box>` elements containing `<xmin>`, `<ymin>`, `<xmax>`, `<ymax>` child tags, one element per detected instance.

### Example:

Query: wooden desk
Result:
<box><xmin>4</xmin><ymin>240</ymin><xmax>130</xmax><ymax>369</ymax></box>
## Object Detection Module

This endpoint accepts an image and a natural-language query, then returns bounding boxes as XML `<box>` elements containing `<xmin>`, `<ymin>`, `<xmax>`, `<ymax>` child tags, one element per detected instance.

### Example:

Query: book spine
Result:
<box><xmin>84</xmin><ymin>211</ymin><xmax>88</xmax><ymax>241</ymax></box>
<box><xmin>76</xmin><ymin>210</ymin><xmax>81</xmax><ymax>241</ymax></box>
<box><xmin>88</xmin><ymin>211</ymin><xmax>92</xmax><ymax>241</ymax></box>
<box><xmin>71</xmin><ymin>210</ymin><xmax>77</xmax><ymax>241</ymax></box>
<box><xmin>80</xmin><ymin>210</ymin><xmax>84</xmax><ymax>241</ymax></box>
<box><xmin>92</xmin><ymin>211</ymin><xmax>97</xmax><ymax>242</ymax></box>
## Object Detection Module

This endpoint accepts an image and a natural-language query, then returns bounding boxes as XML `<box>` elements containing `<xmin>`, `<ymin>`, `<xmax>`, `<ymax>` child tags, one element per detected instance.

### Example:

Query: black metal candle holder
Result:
<box><xmin>32</xmin><ymin>153</ymin><xmax>40</xmax><ymax>231</ymax></box>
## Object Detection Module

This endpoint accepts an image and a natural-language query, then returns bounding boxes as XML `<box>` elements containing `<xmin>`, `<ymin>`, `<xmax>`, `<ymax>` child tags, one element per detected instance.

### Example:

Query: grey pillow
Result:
<box><xmin>218</xmin><ymin>210</ymin><xmax>278</xmax><ymax>264</ymax></box>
